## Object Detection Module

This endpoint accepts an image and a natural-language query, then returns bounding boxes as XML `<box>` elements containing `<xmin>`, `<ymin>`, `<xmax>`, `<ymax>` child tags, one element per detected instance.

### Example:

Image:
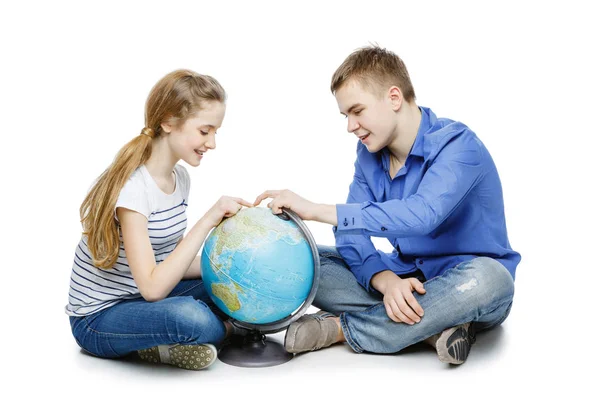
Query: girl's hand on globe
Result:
<box><xmin>204</xmin><ymin>196</ymin><xmax>254</xmax><ymax>227</ymax></box>
<box><xmin>253</xmin><ymin>189</ymin><xmax>315</xmax><ymax>220</ymax></box>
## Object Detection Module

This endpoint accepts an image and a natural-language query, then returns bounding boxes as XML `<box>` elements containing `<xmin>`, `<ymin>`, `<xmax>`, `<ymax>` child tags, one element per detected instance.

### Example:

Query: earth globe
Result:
<box><xmin>201</xmin><ymin>207</ymin><xmax>320</xmax><ymax>367</ymax></box>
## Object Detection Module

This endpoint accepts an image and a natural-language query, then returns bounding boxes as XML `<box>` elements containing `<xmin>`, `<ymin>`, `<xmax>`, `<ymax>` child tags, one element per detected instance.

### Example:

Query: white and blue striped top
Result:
<box><xmin>65</xmin><ymin>164</ymin><xmax>190</xmax><ymax>317</ymax></box>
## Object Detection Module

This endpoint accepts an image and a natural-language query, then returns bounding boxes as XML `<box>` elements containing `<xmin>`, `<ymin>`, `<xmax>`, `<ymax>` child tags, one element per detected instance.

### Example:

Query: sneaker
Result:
<box><xmin>426</xmin><ymin>322</ymin><xmax>476</xmax><ymax>365</ymax></box>
<box><xmin>137</xmin><ymin>343</ymin><xmax>217</xmax><ymax>370</ymax></box>
<box><xmin>284</xmin><ymin>310</ymin><xmax>340</xmax><ymax>354</ymax></box>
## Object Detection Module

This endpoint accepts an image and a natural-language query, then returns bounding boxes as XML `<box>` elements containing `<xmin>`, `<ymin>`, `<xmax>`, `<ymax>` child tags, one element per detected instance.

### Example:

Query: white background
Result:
<box><xmin>1</xmin><ymin>0</ymin><xmax>598</xmax><ymax>398</ymax></box>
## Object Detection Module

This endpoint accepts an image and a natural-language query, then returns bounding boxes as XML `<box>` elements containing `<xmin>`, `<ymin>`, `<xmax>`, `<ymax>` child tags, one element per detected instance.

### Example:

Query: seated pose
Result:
<box><xmin>66</xmin><ymin>69</ymin><xmax>251</xmax><ymax>370</ymax></box>
<box><xmin>255</xmin><ymin>45</ymin><xmax>520</xmax><ymax>365</ymax></box>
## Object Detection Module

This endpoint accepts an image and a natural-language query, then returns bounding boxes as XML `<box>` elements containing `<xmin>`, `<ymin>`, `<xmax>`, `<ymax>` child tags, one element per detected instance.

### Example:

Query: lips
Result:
<box><xmin>358</xmin><ymin>133</ymin><xmax>370</xmax><ymax>142</ymax></box>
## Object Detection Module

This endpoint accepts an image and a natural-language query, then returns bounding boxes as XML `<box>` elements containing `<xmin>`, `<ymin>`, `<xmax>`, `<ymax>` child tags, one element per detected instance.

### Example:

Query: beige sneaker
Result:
<box><xmin>138</xmin><ymin>343</ymin><xmax>217</xmax><ymax>370</ymax></box>
<box><xmin>425</xmin><ymin>322</ymin><xmax>476</xmax><ymax>365</ymax></box>
<box><xmin>284</xmin><ymin>311</ymin><xmax>340</xmax><ymax>354</ymax></box>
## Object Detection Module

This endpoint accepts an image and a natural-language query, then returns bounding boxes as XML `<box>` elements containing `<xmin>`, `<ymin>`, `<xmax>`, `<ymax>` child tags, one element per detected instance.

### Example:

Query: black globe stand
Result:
<box><xmin>218</xmin><ymin>330</ymin><xmax>293</xmax><ymax>368</ymax></box>
<box><xmin>216</xmin><ymin>208</ymin><xmax>320</xmax><ymax>368</ymax></box>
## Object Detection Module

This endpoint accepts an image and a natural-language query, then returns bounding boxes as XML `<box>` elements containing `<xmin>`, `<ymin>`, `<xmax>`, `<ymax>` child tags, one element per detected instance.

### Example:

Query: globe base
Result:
<box><xmin>218</xmin><ymin>331</ymin><xmax>294</xmax><ymax>368</ymax></box>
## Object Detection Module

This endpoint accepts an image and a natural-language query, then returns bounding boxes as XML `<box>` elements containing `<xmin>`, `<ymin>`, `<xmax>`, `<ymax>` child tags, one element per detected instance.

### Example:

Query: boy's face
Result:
<box><xmin>335</xmin><ymin>78</ymin><xmax>399</xmax><ymax>153</ymax></box>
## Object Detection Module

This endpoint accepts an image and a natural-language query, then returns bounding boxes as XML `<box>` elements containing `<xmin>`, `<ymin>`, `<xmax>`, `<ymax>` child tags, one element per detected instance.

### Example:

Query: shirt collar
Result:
<box><xmin>380</xmin><ymin>106</ymin><xmax>436</xmax><ymax>170</ymax></box>
<box><xmin>408</xmin><ymin>106</ymin><xmax>432</xmax><ymax>158</ymax></box>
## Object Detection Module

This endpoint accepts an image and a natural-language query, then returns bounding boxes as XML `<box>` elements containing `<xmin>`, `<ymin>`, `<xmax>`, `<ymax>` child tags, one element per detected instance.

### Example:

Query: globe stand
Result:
<box><xmin>218</xmin><ymin>330</ymin><xmax>293</xmax><ymax>368</ymax></box>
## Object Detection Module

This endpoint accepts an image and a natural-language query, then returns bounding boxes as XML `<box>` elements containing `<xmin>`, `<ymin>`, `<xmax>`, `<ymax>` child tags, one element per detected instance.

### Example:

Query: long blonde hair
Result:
<box><xmin>80</xmin><ymin>69</ymin><xmax>226</xmax><ymax>269</ymax></box>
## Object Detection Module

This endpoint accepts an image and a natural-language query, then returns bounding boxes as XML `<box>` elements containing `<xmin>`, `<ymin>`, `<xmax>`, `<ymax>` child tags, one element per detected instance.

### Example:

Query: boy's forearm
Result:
<box><xmin>310</xmin><ymin>204</ymin><xmax>338</xmax><ymax>225</ymax></box>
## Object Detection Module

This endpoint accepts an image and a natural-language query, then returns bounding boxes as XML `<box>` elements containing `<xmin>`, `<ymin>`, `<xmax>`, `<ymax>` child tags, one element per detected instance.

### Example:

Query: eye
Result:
<box><xmin>354</xmin><ymin>109</ymin><xmax>363</xmax><ymax>116</ymax></box>
<box><xmin>200</xmin><ymin>130</ymin><xmax>209</xmax><ymax>135</ymax></box>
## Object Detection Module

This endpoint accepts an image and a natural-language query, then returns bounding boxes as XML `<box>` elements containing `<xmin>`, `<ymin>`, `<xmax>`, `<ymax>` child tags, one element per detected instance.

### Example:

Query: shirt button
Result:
<box><xmin>381</xmin><ymin>227</ymin><xmax>387</xmax><ymax>231</ymax></box>
<box><xmin>419</xmin><ymin>260</ymin><xmax>424</xmax><ymax>265</ymax></box>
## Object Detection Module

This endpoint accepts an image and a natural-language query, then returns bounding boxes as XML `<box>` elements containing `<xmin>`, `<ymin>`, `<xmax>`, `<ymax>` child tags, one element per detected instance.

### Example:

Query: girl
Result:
<box><xmin>65</xmin><ymin>69</ymin><xmax>252</xmax><ymax>370</ymax></box>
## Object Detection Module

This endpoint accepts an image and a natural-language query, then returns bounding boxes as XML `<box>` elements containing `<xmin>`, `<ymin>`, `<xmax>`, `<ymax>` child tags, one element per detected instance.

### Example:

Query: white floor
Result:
<box><xmin>43</xmin><ymin>293</ymin><xmax>593</xmax><ymax>400</ymax></box>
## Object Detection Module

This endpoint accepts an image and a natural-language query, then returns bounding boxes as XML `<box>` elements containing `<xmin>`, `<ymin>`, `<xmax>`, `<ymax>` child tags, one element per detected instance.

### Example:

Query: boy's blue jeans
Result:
<box><xmin>69</xmin><ymin>280</ymin><xmax>226</xmax><ymax>358</ymax></box>
<box><xmin>313</xmin><ymin>246</ymin><xmax>515</xmax><ymax>353</ymax></box>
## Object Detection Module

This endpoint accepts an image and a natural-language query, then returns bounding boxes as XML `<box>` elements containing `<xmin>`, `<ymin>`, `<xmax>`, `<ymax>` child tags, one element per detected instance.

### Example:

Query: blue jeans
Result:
<box><xmin>69</xmin><ymin>280</ymin><xmax>226</xmax><ymax>358</ymax></box>
<box><xmin>313</xmin><ymin>246</ymin><xmax>515</xmax><ymax>354</ymax></box>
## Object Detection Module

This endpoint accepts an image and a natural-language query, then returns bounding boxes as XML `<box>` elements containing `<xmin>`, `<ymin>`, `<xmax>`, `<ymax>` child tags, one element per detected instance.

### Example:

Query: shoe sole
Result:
<box><xmin>436</xmin><ymin>326</ymin><xmax>472</xmax><ymax>365</ymax></box>
<box><xmin>138</xmin><ymin>343</ymin><xmax>217</xmax><ymax>370</ymax></box>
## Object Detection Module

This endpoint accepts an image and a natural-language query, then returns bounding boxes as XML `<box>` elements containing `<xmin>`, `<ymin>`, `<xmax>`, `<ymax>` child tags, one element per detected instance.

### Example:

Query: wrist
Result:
<box><xmin>200</xmin><ymin>213</ymin><xmax>220</xmax><ymax>229</ymax></box>
<box><xmin>371</xmin><ymin>270</ymin><xmax>398</xmax><ymax>293</ymax></box>
<box><xmin>312</xmin><ymin>203</ymin><xmax>337</xmax><ymax>225</ymax></box>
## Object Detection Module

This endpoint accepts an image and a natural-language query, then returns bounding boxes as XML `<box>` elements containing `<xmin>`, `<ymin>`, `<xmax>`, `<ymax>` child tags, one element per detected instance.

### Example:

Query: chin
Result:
<box><xmin>365</xmin><ymin>142</ymin><xmax>384</xmax><ymax>153</ymax></box>
<box><xmin>184</xmin><ymin>158</ymin><xmax>201</xmax><ymax>167</ymax></box>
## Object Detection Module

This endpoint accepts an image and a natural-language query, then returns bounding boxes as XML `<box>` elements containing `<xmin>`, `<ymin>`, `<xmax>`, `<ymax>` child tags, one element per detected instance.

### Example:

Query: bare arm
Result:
<box><xmin>253</xmin><ymin>190</ymin><xmax>338</xmax><ymax>225</ymax></box>
<box><xmin>183</xmin><ymin>255</ymin><xmax>202</xmax><ymax>279</ymax></box>
<box><xmin>118</xmin><ymin>208</ymin><xmax>216</xmax><ymax>301</ymax></box>
<box><xmin>119</xmin><ymin>196</ymin><xmax>252</xmax><ymax>302</ymax></box>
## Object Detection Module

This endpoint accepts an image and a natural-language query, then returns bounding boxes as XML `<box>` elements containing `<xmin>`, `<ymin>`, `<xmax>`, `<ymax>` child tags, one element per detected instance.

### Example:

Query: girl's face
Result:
<box><xmin>165</xmin><ymin>101</ymin><xmax>226</xmax><ymax>167</ymax></box>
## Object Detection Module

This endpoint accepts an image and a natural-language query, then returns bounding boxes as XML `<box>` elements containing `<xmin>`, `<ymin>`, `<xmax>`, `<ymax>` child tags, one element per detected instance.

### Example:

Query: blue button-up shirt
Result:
<box><xmin>335</xmin><ymin>107</ymin><xmax>520</xmax><ymax>292</ymax></box>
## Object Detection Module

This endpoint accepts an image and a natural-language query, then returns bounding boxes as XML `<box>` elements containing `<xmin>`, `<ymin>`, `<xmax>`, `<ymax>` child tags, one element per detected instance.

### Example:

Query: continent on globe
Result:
<box><xmin>201</xmin><ymin>207</ymin><xmax>315</xmax><ymax>324</ymax></box>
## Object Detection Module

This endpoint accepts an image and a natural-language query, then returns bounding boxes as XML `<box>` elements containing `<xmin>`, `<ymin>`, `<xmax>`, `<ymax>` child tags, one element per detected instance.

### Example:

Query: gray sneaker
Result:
<box><xmin>137</xmin><ymin>343</ymin><xmax>217</xmax><ymax>370</ymax></box>
<box><xmin>426</xmin><ymin>322</ymin><xmax>476</xmax><ymax>365</ymax></box>
<box><xmin>284</xmin><ymin>311</ymin><xmax>340</xmax><ymax>354</ymax></box>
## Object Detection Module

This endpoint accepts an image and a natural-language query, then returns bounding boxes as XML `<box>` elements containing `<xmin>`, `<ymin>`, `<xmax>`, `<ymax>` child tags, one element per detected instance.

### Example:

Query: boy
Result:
<box><xmin>254</xmin><ymin>45</ymin><xmax>519</xmax><ymax>365</ymax></box>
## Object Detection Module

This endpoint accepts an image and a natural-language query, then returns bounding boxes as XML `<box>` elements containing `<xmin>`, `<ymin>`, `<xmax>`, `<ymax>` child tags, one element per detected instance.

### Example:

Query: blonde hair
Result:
<box><xmin>80</xmin><ymin>69</ymin><xmax>226</xmax><ymax>269</ymax></box>
<box><xmin>331</xmin><ymin>45</ymin><xmax>416</xmax><ymax>102</ymax></box>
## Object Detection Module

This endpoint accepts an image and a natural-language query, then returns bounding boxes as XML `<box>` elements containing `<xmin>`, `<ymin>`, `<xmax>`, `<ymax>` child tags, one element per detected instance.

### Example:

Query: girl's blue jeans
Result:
<box><xmin>313</xmin><ymin>245</ymin><xmax>515</xmax><ymax>353</ymax></box>
<box><xmin>69</xmin><ymin>280</ymin><xmax>226</xmax><ymax>358</ymax></box>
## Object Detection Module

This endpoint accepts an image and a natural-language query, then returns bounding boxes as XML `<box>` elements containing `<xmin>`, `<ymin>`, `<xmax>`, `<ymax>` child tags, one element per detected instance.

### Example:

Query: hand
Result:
<box><xmin>253</xmin><ymin>189</ymin><xmax>316</xmax><ymax>220</ymax></box>
<box><xmin>204</xmin><ymin>196</ymin><xmax>253</xmax><ymax>228</ymax></box>
<box><xmin>373</xmin><ymin>271</ymin><xmax>426</xmax><ymax>324</ymax></box>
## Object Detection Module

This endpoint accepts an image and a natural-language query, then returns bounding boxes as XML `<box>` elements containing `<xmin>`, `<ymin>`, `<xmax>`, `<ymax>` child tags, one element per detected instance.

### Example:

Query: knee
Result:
<box><xmin>463</xmin><ymin>257</ymin><xmax>514</xmax><ymax>305</ymax></box>
<box><xmin>165</xmin><ymin>298</ymin><xmax>224</xmax><ymax>343</ymax></box>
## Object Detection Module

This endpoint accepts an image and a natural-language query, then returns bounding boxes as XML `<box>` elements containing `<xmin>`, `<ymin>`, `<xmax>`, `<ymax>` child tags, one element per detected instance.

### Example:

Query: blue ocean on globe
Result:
<box><xmin>201</xmin><ymin>207</ymin><xmax>314</xmax><ymax>324</ymax></box>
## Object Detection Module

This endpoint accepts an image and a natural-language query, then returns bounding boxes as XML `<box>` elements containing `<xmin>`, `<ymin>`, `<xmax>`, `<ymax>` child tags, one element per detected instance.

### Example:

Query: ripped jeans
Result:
<box><xmin>313</xmin><ymin>246</ymin><xmax>515</xmax><ymax>353</ymax></box>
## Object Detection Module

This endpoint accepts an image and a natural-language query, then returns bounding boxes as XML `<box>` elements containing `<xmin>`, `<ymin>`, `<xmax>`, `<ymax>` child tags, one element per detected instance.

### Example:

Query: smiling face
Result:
<box><xmin>335</xmin><ymin>79</ymin><xmax>401</xmax><ymax>153</ymax></box>
<box><xmin>162</xmin><ymin>100</ymin><xmax>226</xmax><ymax>167</ymax></box>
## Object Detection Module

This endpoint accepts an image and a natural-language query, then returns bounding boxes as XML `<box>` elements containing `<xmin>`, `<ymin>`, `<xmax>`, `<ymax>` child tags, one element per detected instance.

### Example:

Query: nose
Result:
<box><xmin>347</xmin><ymin>116</ymin><xmax>360</xmax><ymax>134</ymax></box>
<box><xmin>205</xmin><ymin>133</ymin><xmax>216</xmax><ymax>150</ymax></box>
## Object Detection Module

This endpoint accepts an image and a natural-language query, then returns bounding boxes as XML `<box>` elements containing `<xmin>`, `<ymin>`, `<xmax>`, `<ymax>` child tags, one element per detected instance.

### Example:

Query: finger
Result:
<box><xmin>253</xmin><ymin>190</ymin><xmax>280</xmax><ymax>206</ymax></box>
<box><xmin>389</xmin><ymin>298</ymin><xmax>414</xmax><ymax>325</ymax></box>
<box><xmin>234</xmin><ymin>198</ymin><xmax>254</xmax><ymax>208</ymax></box>
<box><xmin>384</xmin><ymin>302</ymin><xmax>402</xmax><ymax>323</ymax></box>
<box><xmin>410</xmin><ymin>278</ymin><xmax>427</xmax><ymax>294</ymax></box>
<box><xmin>393</xmin><ymin>290</ymin><xmax>420</xmax><ymax>323</ymax></box>
<box><xmin>401</xmin><ymin>290</ymin><xmax>423</xmax><ymax>320</ymax></box>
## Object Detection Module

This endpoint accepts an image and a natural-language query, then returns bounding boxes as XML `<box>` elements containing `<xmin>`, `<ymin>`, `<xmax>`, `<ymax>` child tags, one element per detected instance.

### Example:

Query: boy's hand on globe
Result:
<box><xmin>205</xmin><ymin>196</ymin><xmax>254</xmax><ymax>227</ymax></box>
<box><xmin>253</xmin><ymin>189</ymin><xmax>315</xmax><ymax>220</ymax></box>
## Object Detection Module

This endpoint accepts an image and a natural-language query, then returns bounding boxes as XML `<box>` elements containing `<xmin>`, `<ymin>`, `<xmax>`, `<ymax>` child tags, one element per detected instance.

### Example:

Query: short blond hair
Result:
<box><xmin>331</xmin><ymin>45</ymin><xmax>415</xmax><ymax>102</ymax></box>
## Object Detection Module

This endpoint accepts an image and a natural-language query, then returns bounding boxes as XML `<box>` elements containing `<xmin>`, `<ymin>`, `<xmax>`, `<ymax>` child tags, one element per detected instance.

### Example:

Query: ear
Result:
<box><xmin>160</xmin><ymin>121</ymin><xmax>172</xmax><ymax>134</ymax></box>
<box><xmin>388</xmin><ymin>86</ymin><xmax>403</xmax><ymax>111</ymax></box>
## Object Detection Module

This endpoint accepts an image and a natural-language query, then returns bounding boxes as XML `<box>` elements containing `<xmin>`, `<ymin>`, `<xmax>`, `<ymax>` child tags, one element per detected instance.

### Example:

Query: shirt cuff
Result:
<box><xmin>335</xmin><ymin>203</ymin><xmax>365</xmax><ymax>233</ymax></box>
<box><xmin>357</xmin><ymin>254</ymin><xmax>390</xmax><ymax>293</ymax></box>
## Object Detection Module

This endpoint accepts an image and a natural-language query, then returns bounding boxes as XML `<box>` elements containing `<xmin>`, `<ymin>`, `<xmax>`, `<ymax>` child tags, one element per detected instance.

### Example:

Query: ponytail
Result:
<box><xmin>79</xmin><ymin>129</ymin><xmax>153</xmax><ymax>269</ymax></box>
<box><xmin>79</xmin><ymin>69</ymin><xmax>225</xmax><ymax>269</ymax></box>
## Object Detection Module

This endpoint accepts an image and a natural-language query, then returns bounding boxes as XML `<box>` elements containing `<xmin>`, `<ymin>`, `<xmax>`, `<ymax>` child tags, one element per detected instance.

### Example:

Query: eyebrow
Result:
<box><xmin>201</xmin><ymin>124</ymin><xmax>217</xmax><ymax>129</ymax></box>
<box><xmin>340</xmin><ymin>103</ymin><xmax>363</xmax><ymax>116</ymax></box>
